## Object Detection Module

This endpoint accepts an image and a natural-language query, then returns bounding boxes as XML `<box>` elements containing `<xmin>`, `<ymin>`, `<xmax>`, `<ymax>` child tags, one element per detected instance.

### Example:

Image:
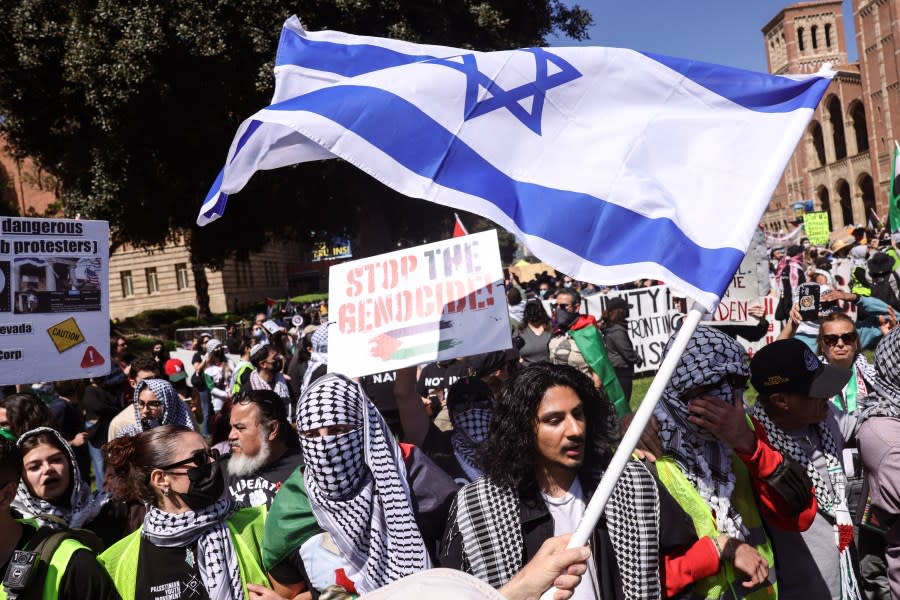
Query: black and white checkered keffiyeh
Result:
<box><xmin>143</xmin><ymin>498</ymin><xmax>242</xmax><ymax>600</ymax></box>
<box><xmin>12</xmin><ymin>427</ymin><xmax>108</xmax><ymax>529</ymax></box>
<box><xmin>297</xmin><ymin>373</ymin><xmax>430</xmax><ymax>594</ymax></box>
<box><xmin>118</xmin><ymin>377</ymin><xmax>195</xmax><ymax>437</ymax></box>
<box><xmin>452</xmin><ymin>461</ymin><xmax>661</xmax><ymax>599</ymax></box>
<box><xmin>859</xmin><ymin>328</ymin><xmax>900</xmax><ymax>420</ymax></box>
<box><xmin>749</xmin><ymin>405</ymin><xmax>860</xmax><ymax>599</ymax></box>
<box><xmin>654</xmin><ymin>325</ymin><xmax>751</xmax><ymax>540</ymax></box>
<box><xmin>450</xmin><ymin>408</ymin><xmax>491</xmax><ymax>482</ymax></box>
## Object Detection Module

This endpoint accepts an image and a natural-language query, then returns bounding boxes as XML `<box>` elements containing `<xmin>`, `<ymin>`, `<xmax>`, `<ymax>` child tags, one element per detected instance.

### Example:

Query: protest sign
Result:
<box><xmin>803</xmin><ymin>211</ymin><xmax>830</xmax><ymax>246</ymax></box>
<box><xmin>0</xmin><ymin>217</ymin><xmax>110</xmax><ymax>385</ymax></box>
<box><xmin>581</xmin><ymin>286</ymin><xmax>683</xmax><ymax>374</ymax></box>
<box><xmin>710</xmin><ymin>228</ymin><xmax>769</xmax><ymax>326</ymax></box>
<box><xmin>328</xmin><ymin>230</ymin><xmax>509</xmax><ymax>378</ymax></box>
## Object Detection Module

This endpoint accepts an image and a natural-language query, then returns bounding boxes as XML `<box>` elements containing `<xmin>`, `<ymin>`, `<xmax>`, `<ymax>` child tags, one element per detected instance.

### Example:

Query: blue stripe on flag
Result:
<box><xmin>641</xmin><ymin>52</ymin><xmax>832</xmax><ymax>112</ymax></box>
<box><xmin>276</xmin><ymin>29</ymin><xmax>432</xmax><ymax>75</ymax></box>
<box><xmin>276</xmin><ymin>30</ymin><xmax>829</xmax><ymax>115</ymax></box>
<box><xmin>201</xmin><ymin>168</ymin><xmax>229</xmax><ymax>221</ymax></box>
<box><xmin>231</xmin><ymin>120</ymin><xmax>263</xmax><ymax>164</ymax></box>
<box><xmin>266</xmin><ymin>86</ymin><xmax>744</xmax><ymax>296</ymax></box>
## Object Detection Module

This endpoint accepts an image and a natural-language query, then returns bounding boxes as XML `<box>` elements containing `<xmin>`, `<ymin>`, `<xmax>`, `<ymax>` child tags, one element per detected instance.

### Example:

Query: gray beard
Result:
<box><xmin>227</xmin><ymin>427</ymin><xmax>273</xmax><ymax>478</ymax></box>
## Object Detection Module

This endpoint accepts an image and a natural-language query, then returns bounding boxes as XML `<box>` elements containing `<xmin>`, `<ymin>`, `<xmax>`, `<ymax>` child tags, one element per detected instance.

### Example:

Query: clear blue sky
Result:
<box><xmin>547</xmin><ymin>1</ymin><xmax>856</xmax><ymax>72</ymax></box>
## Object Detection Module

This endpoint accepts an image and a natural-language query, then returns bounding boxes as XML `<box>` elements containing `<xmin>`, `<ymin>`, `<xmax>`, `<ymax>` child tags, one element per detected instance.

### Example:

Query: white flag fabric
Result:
<box><xmin>198</xmin><ymin>16</ymin><xmax>832</xmax><ymax>309</ymax></box>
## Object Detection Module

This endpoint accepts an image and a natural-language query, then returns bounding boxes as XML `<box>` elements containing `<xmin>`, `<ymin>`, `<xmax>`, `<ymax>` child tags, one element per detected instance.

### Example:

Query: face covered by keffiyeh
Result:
<box><xmin>12</xmin><ymin>427</ymin><xmax>107</xmax><ymax>529</ymax></box>
<box><xmin>447</xmin><ymin>378</ymin><xmax>494</xmax><ymax>483</ymax></box>
<box><xmin>296</xmin><ymin>373</ymin><xmax>430</xmax><ymax>594</ymax></box>
<box><xmin>119</xmin><ymin>378</ymin><xmax>195</xmax><ymax>437</ymax></box>
<box><xmin>653</xmin><ymin>325</ymin><xmax>752</xmax><ymax>540</ymax></box>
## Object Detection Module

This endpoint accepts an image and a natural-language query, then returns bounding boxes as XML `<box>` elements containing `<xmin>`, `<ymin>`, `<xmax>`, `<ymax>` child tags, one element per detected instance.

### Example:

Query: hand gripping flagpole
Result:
<box><xmin>540</xmin><ymin>302</ymin><xmax>707</xmax><ymax>600</ymax></box>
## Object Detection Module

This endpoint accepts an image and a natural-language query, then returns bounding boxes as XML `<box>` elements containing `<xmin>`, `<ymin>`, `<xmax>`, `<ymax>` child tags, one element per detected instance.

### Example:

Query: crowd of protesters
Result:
<box><xmin>1</xmin><ymin>230</ymin><xmax>900</xmax><ymax>600</ymax></box>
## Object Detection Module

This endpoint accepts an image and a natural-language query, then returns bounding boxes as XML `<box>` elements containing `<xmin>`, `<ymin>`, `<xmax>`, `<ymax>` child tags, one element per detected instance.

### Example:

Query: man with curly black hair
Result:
<box><xmin>440</xmin><ymin>362</ymin><xmax>674</xmax><ymax>599</ymax></box>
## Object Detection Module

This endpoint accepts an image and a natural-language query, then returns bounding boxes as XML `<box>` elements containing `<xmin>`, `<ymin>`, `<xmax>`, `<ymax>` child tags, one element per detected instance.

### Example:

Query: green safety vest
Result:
<box><xmin>655</xmin><ymin>455</ymin><xmax>777</xmax><ymax>600</ymax></box>
<box><xmin>99</xmin><ymin>506</ymin><xmax>269</xmax><ymax>600</ymax></box>
<box><xmin>0</xmin><ymin>523</ymin><xmax>92</xmax><ymax>600</ymax></box>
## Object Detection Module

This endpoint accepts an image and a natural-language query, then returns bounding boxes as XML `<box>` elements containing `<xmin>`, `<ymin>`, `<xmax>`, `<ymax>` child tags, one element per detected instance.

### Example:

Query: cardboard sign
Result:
<box><xmin>328</xmin><ymin>230</ymin><xmax>509</xmax><ymax>378</ymax></box>
<box><xmin>711</xmin><ymin>228</ymin><xmax>769</xmax><ymax>326</ymax></box>
<box><xmin>803</xmin><ymin>211</ymin><xmax>831</xmax><ymax>246</ymax></box>
<box><xmin>580</xmin><ymin>286</ymin><xmax>683</xmax><ymax>374</ymax></box>
<box><xmin>0</xmin><ymin>217</ymin><xmax>110</xmax><ymax>384</ymax></box>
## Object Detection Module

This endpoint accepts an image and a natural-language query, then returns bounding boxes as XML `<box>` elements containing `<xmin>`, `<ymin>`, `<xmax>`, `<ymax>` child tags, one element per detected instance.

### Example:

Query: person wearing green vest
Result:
<box><xmin>0</xmin><ymin>439</ymin><xmax>119</xmax><ymax>600</ymax></box>
<box><xmin>652</xmin><ymin>327</ymin><xmax>819</xmax><ymax>599</ymax></box>
<box><xmin>98</xmin><ymin>425</ymin><xmax>281</xmax><ymax>600</ymax></box>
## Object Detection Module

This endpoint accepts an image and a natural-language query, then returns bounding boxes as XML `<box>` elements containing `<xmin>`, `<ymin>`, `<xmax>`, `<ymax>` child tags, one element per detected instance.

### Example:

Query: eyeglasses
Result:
<box><xmin>159</xmin><ymin>448</ymin><xmax>219</xmax><ymax>472</ymax></box>
<box><xmin>822</xmin><ymin>332</ymin><xmax>858</xmax><ymax>346</ymax></box>
<box><xmin>138</xmin><ymin>400</ymin><xmax>163</xmax><ymax>410</ymax></box>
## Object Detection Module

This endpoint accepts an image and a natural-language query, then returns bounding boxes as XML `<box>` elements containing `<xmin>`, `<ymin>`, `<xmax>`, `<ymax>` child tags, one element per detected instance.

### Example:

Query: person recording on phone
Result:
<box><xmin>779</xmin><ymin>275</ymin><xmax>897</xmax><ymax>351</ymax></box>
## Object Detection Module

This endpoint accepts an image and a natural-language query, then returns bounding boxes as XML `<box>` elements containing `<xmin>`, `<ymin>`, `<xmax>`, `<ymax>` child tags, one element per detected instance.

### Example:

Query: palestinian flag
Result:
<box><xmin>369</xmin><ymin>320</ymin><xmax>460</xmax><ymax>361</ymax></box>
<box><xmin>567</xmin><ymin>315</ymin><xmax>629</xmax><ymax>417</ymax></box>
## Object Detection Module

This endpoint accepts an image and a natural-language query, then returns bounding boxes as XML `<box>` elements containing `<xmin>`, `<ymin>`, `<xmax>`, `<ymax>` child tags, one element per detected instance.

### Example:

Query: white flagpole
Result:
<box><xmin>540</xmin><ymin>301</ymin><xmax>707</xmax><ymax>599</ymax></box>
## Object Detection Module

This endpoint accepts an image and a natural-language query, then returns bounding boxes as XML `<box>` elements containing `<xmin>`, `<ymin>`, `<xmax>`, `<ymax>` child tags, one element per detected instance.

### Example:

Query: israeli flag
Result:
<box><xmin>198</xmin><ymin>16</ymin><xmax>832</xmax><ymax>309</ymax></box>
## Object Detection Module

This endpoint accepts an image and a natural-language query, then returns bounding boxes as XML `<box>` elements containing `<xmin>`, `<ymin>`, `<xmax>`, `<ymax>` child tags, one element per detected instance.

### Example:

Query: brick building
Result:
<box><xmin>762</xmin><ymin>0</ymin><xmax>898</xmax><ymax>232</ymax></box>
<box><xmin>1</xmin><ymin>134</ymin><xmax>308</xmax><ymax>320</ymax></box>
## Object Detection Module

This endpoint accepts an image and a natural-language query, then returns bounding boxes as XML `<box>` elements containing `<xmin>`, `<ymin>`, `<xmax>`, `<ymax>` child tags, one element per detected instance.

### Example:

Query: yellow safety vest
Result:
<box><xmin>656</xmin><ymin>455</ymin><xmax>777</xmax><ymax>599</ymax></box>
<box><xmin>0</xmin><ymin>525</ymin><xmax>91</xmax><ymax>600</ymax></box>
<box><xmin>99</xmin><ymin>506</ymin><xmax>269</xmax><ymax>600</ymax></box>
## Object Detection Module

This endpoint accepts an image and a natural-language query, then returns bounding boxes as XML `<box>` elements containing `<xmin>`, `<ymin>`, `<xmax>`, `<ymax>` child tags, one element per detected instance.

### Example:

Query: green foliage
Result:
<box><xmin>289</xmin><ymin>292</ymin><xmax>329</xmax><ymax>304</ymax></box>
<box><xmin>0</xmin><ymin>0</ymin><xmax>592</xmax><ymax>266</ymax></box>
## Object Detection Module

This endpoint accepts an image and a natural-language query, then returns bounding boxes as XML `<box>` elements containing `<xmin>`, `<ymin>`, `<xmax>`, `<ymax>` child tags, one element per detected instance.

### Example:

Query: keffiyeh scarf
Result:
<box><xmin>12</xmin><ymin>427</ymin><xmax>107</xmax><ymax>529</ymax></box>
<box><xmin>301</xmin><ymin>324</ymin><xmax>329</xmax><ymax>394</ymax></box>
<box><xmin>451</xmin><ymin>461</ymin><xmax>660</xmax><ymax>598</ymax></box>
<box><xmin>749</xmin><ymin>406</ymin><xmax>860</xmax><ymax>599</ymax></box>
<box><xmin>450</xmin><ymin>409</ymin><xmax>491</xmax><ymax>483</ymax></box>
<box><xmin>143</xmin><ymin>498</ymin><xmax>242</xmax><ymax>600</ymax></box>
<box><xmin>654</xmin><ymin>326</ymin><xmax>752</xmax><ymax>540</ymax></box>
<box><xmin>858</xmin><ymin>328</ymin><xmax>900</xmax><ymax>420</ymax></box>
<box><xmin>118</xmin><ymin>377</ymin><xmax>195</xmax><ymax>437</ymax></box>
<box><xmin>297</xmin><ymin>374</ymin><xmax>430</xmax><ymax>594</ymax></box>
<box><xmin>250</xmin><ymin>369</ymin><xmax>291</xmax><ymax>399</ymax></box>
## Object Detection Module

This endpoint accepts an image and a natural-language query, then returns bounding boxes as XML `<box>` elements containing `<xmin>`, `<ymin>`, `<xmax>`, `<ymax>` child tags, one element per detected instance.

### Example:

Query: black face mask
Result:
<box><xmin>269</xmin><ymin>358</ymin><xmax>284</xmax><ymax>372</ymax></box>
<box><xmin>141</xmin><ymin>417</ymin><xmax>162</xmax><ymax>431</ymax></box>
<box><xmin>180</xmin><ymin>457</ymin><xmax>225</xmax><ymax>511</ymax></box>
<box><xmin>555</xmin><ymin>307</ymin><xmax>579</xmax><ymax>330</ymax></box>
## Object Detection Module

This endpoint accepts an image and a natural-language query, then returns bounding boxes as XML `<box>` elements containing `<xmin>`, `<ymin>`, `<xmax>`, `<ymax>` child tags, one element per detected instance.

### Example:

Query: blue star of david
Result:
<box><xmin>430</xmin><ymin>48</ymin><xmax>582</xmax><ymax>136</ymax></box>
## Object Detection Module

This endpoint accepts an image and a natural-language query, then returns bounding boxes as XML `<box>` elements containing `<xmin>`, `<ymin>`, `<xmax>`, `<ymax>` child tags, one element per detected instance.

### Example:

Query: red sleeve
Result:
<box><xmin>661</xmin><ymin>537</ymin><xmax>720</xmax><ymax>598</ymax></box>
<box><xmin>398</xmin><ymin>442</ymin><xmax>415</xmax><ymax>463</ymax></box>
<box><xmin>733</xmin><ymin>417</ymin><xmax>817</xmax><ymax>531</ymax></box>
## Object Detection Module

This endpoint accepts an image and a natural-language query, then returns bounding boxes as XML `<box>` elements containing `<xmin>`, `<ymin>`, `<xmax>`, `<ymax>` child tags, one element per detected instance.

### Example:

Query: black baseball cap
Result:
<box><xmin>607</xmin><ymin>297</ymin><xmax>630</xmax><ymax>311</ymax></box>
<box><xmin>750</xmin><ymin>339</ymin><xmax>850</xmax><ymax>398</ymax></box>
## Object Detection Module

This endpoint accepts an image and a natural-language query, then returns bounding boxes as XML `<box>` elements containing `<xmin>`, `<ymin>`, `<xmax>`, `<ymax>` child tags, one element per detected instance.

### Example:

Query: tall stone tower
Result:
<box><xmin>762</xmin><ymin>1</ymin><xmax>875</xmax><ymax>232</ymax></box>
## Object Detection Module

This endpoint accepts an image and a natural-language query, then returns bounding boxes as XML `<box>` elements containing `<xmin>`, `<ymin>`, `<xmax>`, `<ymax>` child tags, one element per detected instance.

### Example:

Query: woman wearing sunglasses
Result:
<box><xmin>816</xmin><ymin>312</ymin><xmax>877</xmax><ymax>415</ymax></box>
<box><xmin>99</xmin><ymin>424</ymin><xmax>281</xmax><ymax>600</ymax></box>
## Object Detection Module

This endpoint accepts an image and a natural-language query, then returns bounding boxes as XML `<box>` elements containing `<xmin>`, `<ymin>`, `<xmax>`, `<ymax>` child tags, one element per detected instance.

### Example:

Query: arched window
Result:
<box><xmin>798</xmin><ymin>27</ymin><xmax>806</xmax><ymax>51</ymax></box>
<box><xmin>811</xmin><ymin>25</ymin><xmax>819</xmax><ymax>49</ymax></box>
<box><xmin>859</xmin><ymin>174</ymin><xmax>876</xmax><ymax>225</ymax></box>
<box><xmin>838</xmin><ymin>180</ymin><xmax>853</xmax><ymax>226</ymax></box>
<box><xmin>825</xmin><ymin>23</ymin><xmax>833</xmax><ymax>48</ymax></box>
<box><xmin>810</xmin><ymin>121</ymin><xmax>826</xmax><ymax>166</ymax></box>
<box><xmin>828</xmin><ymin>97</ymin><xmax>848</xmax><ymax>159</ymax></box>
<box><xmin>850</xmin><ymin>101</ymin><xmax>869</xmax><ymax>153</ymax></box>
<box><xmin>818</xmin><ymin>186</ymin><xmax>832</xmax><ymax>227</ymax></box>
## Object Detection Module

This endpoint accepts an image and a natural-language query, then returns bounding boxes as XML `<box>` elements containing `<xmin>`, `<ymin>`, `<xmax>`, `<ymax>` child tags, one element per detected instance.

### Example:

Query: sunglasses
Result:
<box><xmin>822</xmin><ymin>332</ymin><xmax>858</xmax><ymax>346</ymax></box>
<box><xmin>138</xmin><ymin>400</ymin><xmax>163</xmax><ymax>410</ymax></box>
<box><xmin>159</xmin><ymin>448</ymin><xmax>219</xmax><ymax>472</ymax></box>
